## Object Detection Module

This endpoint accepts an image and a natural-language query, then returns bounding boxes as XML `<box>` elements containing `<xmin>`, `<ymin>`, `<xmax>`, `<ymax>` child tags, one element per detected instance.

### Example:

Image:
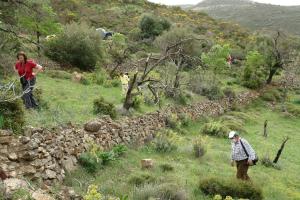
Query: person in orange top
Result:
<box><xmin>14</xmin><ymin>51</ymin><xmax>43</xmax><ymax>109</ymax></box>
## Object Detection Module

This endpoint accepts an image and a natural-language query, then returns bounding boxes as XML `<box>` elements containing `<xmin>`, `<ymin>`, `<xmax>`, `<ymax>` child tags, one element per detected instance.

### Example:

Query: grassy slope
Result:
<box><xmin>192</xmin><ymin>0</ymin><xmax>300</xmax><ymax>35</ymax></box>
<box><xmin>64</xmin><ymin>95</ymin><xmax>300</xmax><ymax>200</ymax></box>
<box><xmin>26</xmin><ymin>73</ymin><xmax>123</xmax><ymax>127</ymax></box>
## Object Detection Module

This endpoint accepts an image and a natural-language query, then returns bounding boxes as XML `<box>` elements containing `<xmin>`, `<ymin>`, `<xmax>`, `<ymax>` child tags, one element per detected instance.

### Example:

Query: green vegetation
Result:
<box><xmin>93</xmin><ymin>97</ymin><xmax>117</xmax><ymax>119</ymax></box>
<box><xmin>44</xmin><ymin>22</ymin><xmax>103</xmax><ymax>71</ymax></box>
<box><xmin>192</xmin><ymin>0</ymin><xmax>300</xmax><ymax>36</ymax></box>
<box><xmin>1</xmin><ymin>0</ymin><xmax>300</xmax><ymax>199</ymax></box>
<box><xmin>64</xmin><ymin>96</ymin><xmax>300</xmax><ymax>199</ymax></box>
<box><xmin>199</xmin><ymin>177</ymin><xmax>263</xmax><ymax>200</ymax></box>
<box><xmin>0</xmin><ymin>99</ymin><xmax>25</xmax><ymax>134</ymax></box>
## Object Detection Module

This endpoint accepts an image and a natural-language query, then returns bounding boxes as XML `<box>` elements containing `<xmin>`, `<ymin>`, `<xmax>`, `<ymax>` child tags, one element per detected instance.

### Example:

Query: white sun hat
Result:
<box><xmin>228</xmin><ymin>131</ymin><xmax>238</xmax><ymax>139</ymax></box>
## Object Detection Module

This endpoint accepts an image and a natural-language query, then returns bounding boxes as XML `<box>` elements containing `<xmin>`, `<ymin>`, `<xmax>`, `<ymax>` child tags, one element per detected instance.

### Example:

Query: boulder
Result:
<box><xmin>141</xmin><ymin>159</ymin><xmax>154</xmax><ymax>169</ymax></box>
<box><xmin>72</xmin><ymin>72</ymin><xmax>83</xmax><ymax>83</ymax></box>
<box><xmin>32</xmin><ymin>189</ymin><xmax>55</xmax><ymax>200</ymax></box>
<box><xmin>61</xmin><ymin>156</ymin><xmax>77</xmax><ymax>172</ymax></box>
<box><xmin>3</xmin><ymin>178</ymin><xmax>28</xmax><ymax>196</ymax></box>
<box><xmin>8</xmin><ymin>153</ymin><xmax>18</xmax><ymax>161</ymax></box>
<box><xmin>84</xmin><ymin>120</ymin><xmax>102</xmax><ymax>132</ymax></box>
<box><xmin>45</xmin><ymin>169</ymin><xmax>56</xmax><ymax>179</ymax></box>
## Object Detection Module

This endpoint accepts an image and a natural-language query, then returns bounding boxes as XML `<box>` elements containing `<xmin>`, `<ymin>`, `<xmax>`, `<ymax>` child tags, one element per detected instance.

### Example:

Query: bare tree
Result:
<box><xmin>273</xmin><ymin>136</ymin><xmax>289</xmax><ymax>164</ymax></box>
<box><xmin>123</xmin><ymin>38</ymin><xmax>206</xmax><ymax>110</ymax></box>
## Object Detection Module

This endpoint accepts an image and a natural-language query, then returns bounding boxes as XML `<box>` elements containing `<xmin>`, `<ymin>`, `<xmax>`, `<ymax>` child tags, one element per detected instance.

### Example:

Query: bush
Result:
<box><xmin>159</xmin><ymin>163</ymin><xmax>174</xmax><ymax>172</ymax></box>
<box><xmin>178</xmin><ymin>113</ymin><xmax>192</xmax><ymax>127</ymax></box>
<box><xmin>132</xmin><ymin>95</ymin><xmax>143</xmax><ymax>111</ymax></box>
<box><xmin>0</xmin><ymin>99</ymin><xmax>25</xmax><ymax>134</ymax></box>
<box><xmin>78</xmin><ymin>152</ymin><xmax>98</xmax><ymax>173</ymax></box>
<box><xmin>223</xmin><ymin>87</ymin><xmax>236</xmax><ymax>99</ymax></box>
<box><xmin>193</xmin><ymin>136</ymin><xmax>208</xmax><ymax>158</ymax></box>
<box><xmin>0</xmin><ymin>114</ymin><xmax>4</xmax><ymax>129</ymax></box>
<box><xmin>242</xmin><ymin>51</ymin><xmax>267</xmax><ymax>89</ymax></box>
<box><xmin>93</xmin><ymin>97</ymin><xmax>117</xmax><ymax>119</ymax></box>
<box><xmin>91</xmin><ymin>69</ymin><xmax>109</xmax><ymax>85</ymax></box>
<box><xmin>97</xmin><ymin>151</ymin><xmax>115</xmax><ymax>165</ymax></box>
<box><xmin>261</xmin><ymin>89</ymin><xmax>282</xmax><ymax>102</ymax></box>
<box><xmin>199</xmin><ymin>177</ymin><xmax>263</xmax><ymax>200</ymax></box>
<box><xmin>139</xmin><ymin>14</ymin><xmax>171</xmax><ymax>39</ymax></box>
<box><xmin>202</xmin><ymin>121</ymin><xmax>229</xmax><ymax>138</ymax></box>
<box><xmin>129</xmin><ymin>173</ymin><xmax>156</xmax><ymax>186</ymax></box>
<box><xmin>189</xmin><ymin>70</ymin><xmax>224</xmax><ymax>100</ymax></box>
<box><xmin>152</xmin><ymin>130</ymin><xmax>180</xmax><ymax>153</ymax></box>
<box><xmin>80</xmin><ymin>76</ymin><xmax>92</xmax><ymax>85</ymax></box>
<box><xmin>166</xmin><ymin>114</ymin><xmax>179</xmax><ymax>130</ymax></box>
<box><xmin>132</xmin><ymin>183</ymin><xmax>187</xmax><ymax>200</ymax></box>
<box><xmin>44</xmin><ymin>22</ymin><xmax>103</xmax><ymax>71</ymax></box>
<box><xmin>112</xmin><ymin>144</ymin><xmax>127</xmax><ymax>157</ymax></box>
<box><xmin>261</xmin><ymin>155</ymin><xmax>281</xmax><ymax>170</ymax></box>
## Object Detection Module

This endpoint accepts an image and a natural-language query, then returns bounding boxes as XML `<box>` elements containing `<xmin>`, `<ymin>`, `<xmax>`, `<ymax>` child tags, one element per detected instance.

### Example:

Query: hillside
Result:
<box><xmin>1</xmin><ymin>0</ymin><xmax>300</xmax><ymax>199</ymax></box>
<box><xmin>190</xmin><ymin>0</ymin><xmax>300</xmax><ymax>35</ymax></box>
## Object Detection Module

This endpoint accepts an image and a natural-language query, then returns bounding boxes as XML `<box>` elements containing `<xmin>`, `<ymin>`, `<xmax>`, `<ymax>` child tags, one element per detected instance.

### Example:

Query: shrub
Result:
<box><xmin>112</xmin><ymin>144</ymin><xmax>127</xmax><ymax>157</ymax></box>
<box><xmin>199</xmin><ymin>177</ymin><xmax>263</xmax><ymax>200</ymax></box>
<box><xmin>111</xmin><ymin>79</ymin><xmax>121</xmax><ymax>87</ymax></box>
<box><xmin>93</xmin><ymin>97</ymin><xmax>117</xmax><ymax>119</ymax></box>
<box><xmin>44</xmin><ymin>22</ymin><xmax>103</xmax><ymax>71</ymax></box>
<box><xmin>189</xmin><ymin>70</ymin><xmax>224</xmax><ymax>101</ymax></box>
<box><xmin>175</xmin><ymin>92</ymin><xmax>188</xmax><ymax>105</ymax></box>
<box><xmin>128</xmin><ymin>173</ymin><xmax>156</xmax><ymax>186</ymax></box>
<box><xmin>159</xmin><ymin>163</ymin><xmax>174</xmax><ymax>172</ymax></box>
<box><xmin>97</xmin><ymin>151</ymin><xmax>115</xmax><ymax>165</ymax></box>
<box><xmin>0</xmin><ymin>99</ymin><xmax>25</xmax><ymax>134</ymax></box>
<box><xmin>242</xmin><ymin>51</ymin><xmax>267</xmax><ymax>89</ymax></box>
<box><xmin>202</xmin><ymin>121</ymin><xmax>229</xmax><ymax>137</ymax></box>
<box><xmin>91</xmin><ymin>69</ymin><xmax>109</xmax><ymax>85</ymax></box>
<box><xmin>139</xmin><ymin>14</ymin><xmax>171</xmax><ymax>39</ymax></box>
<box><xmin>84</xmin><ymin>184</ymin><xmax>102</xmax><ymax>200</ymax></box>
<box><xmin>153</xmin><ymin>130</ymin><xmax>180</xmax><ymax>153</ymax></box>
<box><xmin>132</xmin><ymin>183</ymin><xmax>187</xmax><ymax>200</ymax></box>
<box><xmin>193</xmin><ymin>136</ymin><xmax>208</xmax><ymax>158</ymax></box>
<box><xmin>178</xmin><ymin>113</ymin><xmax>192</xmax><ymax>127</ymax></box>
<box><xmin>132</xmin><ymin>95</ymin><xmax>143</xmax><ymax>111</ymax></box>
<box><xmin>260</xmin><ymin>89</ymin><xmax>282</xmax><ymax>102</ymax></box>
<box><xmin>261</xmin><ymin>155</ymin><xmax>281</xmax><ymax>170</ymax></box>
<box><xmin>80</xmin><ymin>77</ymin><xmax>92</xmax><ymax>85</ymax></box>
<box><xmin>166</xmin><ymin>114</ymin><xmax>179</xmax><ymax>130</ymax></box>
<box><xmin>79</xmin><ymin>152</ymin><xmax>98</xmax><ymax>173</ymax></box>
<box><xmin>223</xmin><ymin>87</ymin><xmax>236</xmax><ymax>99</ymax></box>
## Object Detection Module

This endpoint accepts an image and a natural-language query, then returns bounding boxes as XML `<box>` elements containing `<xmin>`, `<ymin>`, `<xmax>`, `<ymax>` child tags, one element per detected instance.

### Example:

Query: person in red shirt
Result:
<box><xmin>14</xmin><ymin>51</ymin><xmax>43</xmax><ymax>109</ymax></box>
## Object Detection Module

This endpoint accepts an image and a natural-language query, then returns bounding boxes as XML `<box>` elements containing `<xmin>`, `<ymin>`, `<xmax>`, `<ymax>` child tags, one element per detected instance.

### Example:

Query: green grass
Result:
<box><xmin>64</xmin><ymin>100</ymin><xmax>300</xmax><ymax>200</ymax></box>
<box><xmin>26</xmin><ymin>73</ymin><xmax>124</xmax><ymax>127</ymax></box>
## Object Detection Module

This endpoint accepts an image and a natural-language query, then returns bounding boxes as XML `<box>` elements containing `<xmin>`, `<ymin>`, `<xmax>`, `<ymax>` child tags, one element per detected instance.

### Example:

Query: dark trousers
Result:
<box><xmin>236</xmin><ymin>159</ymin><xmax>250</xmax><ymax>180</ymax></box>
<box><xmin>21</xmin><ymin>77</ymin><xmax>38</xmax><ymax>109</ymax></box>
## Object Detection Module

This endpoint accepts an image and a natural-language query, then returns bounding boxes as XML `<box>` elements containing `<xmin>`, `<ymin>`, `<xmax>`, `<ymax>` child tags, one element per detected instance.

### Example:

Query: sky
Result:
<box><xmin>148</xmin><ymin>0</ymin><xmax>300</xmax><ymax>6</ymax></box>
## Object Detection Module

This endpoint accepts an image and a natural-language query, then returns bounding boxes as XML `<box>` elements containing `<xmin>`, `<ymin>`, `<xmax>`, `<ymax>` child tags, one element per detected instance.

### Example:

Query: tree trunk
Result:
<box><xmin>174</xmin><ymin>68</ymin><xmax>180</xmax><ymax>89</ymax></box>
<box><xmin>123</xmin><ymin>73</ymin><xmax>138</xmax><ymax>110</ymax></box>
<box><xmin>110</xmin><ymin>63</ymin><xmax>120</xmax><ymax>78</ymax></box>
<box><xmin>273</xmin><ymin>137</ymin><xmax>289</xmax><ymax>163</ymax></box>
<box><xmin>263</xmin><ymin>120</ymin><xmax>268</xmax><ymax>137</ymax></box>
<box><xmin>266</xmin><ymin>68</ymin><xmax>277</xmax><ymax>84</ymax></box>
<box><xmin>148</xmin><ymin>84</ymin><xmax>159</xmax><ymax>104</ymax></box>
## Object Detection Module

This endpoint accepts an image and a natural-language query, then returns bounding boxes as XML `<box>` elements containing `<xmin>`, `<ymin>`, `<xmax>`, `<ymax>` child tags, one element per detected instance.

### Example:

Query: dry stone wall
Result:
<box><xmin>0</xmin><ymin>91</ymin><xmax>259</xmax><ymax>184</ymax></box>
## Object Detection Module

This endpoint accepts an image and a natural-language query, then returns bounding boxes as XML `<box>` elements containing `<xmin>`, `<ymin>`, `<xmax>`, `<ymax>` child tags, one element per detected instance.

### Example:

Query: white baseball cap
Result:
<box><xmin>228</xmin><ymin>131</ymin><xmax>238</xmax><ymax>139</ymax></box>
